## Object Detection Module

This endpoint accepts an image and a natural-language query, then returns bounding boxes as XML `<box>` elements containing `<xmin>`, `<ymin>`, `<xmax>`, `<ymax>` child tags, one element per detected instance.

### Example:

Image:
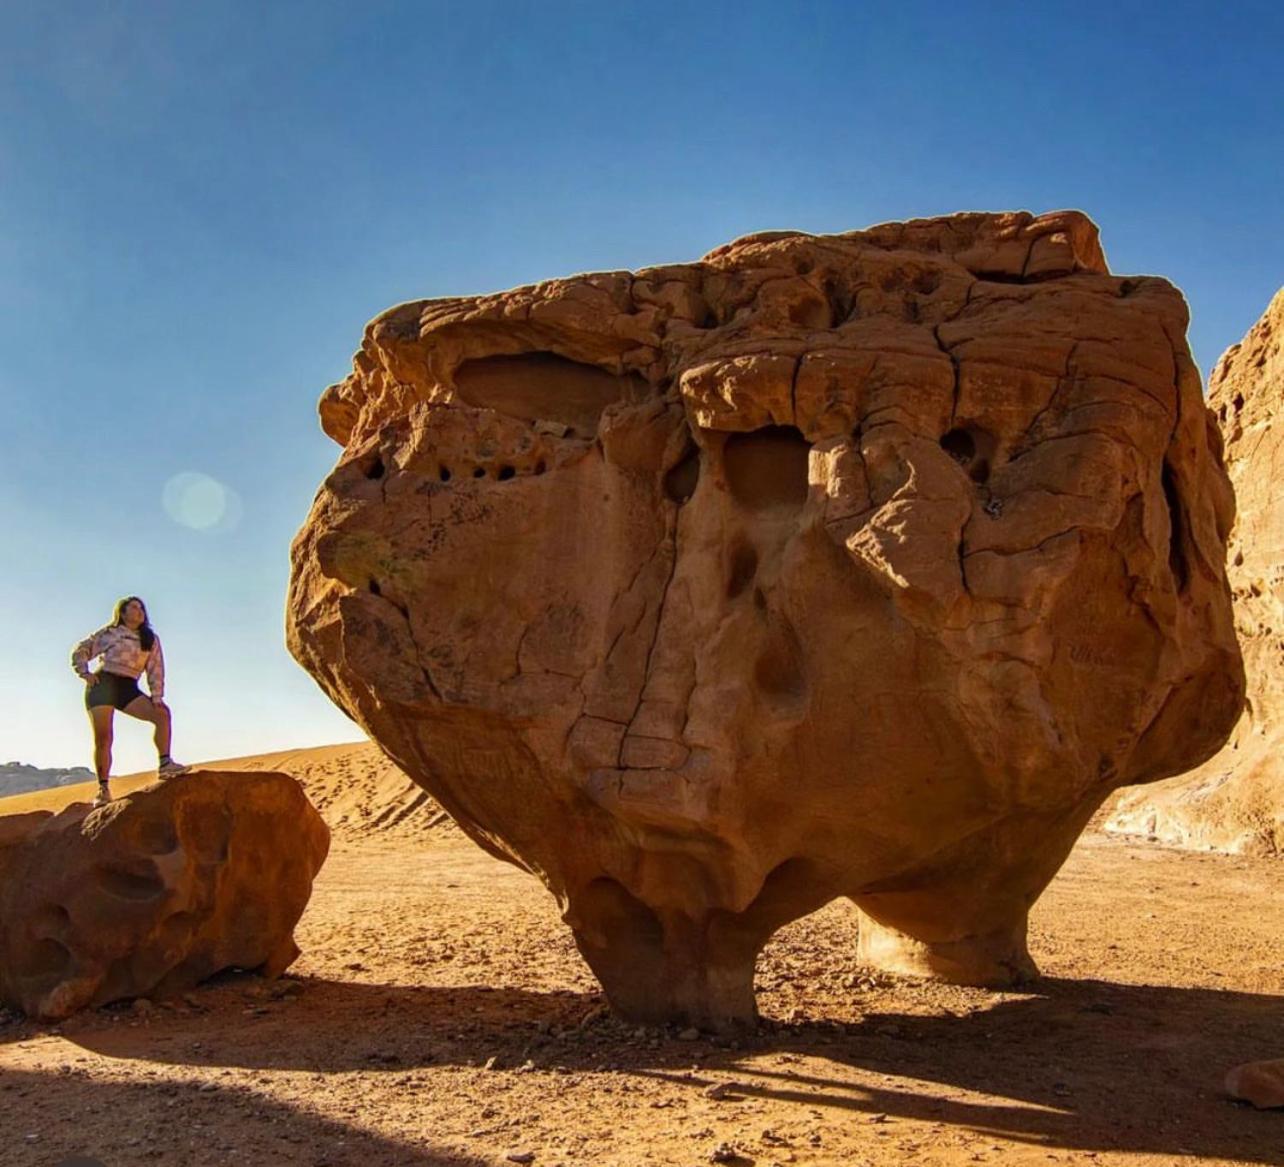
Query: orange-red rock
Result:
<box><xmin>1107</xmin><ymin>288</ymin><xmax>1283</xmax><ymax>855</ymax></box>
<box><xmin>289</xmin><ymin>211</ymin><xmax>1243</xmax><ymax>1026</ymax></box>
<box><xmin>0</xmin><ymin>771</ymin><xmax>329</xmax><ymax>1019</ymax></box>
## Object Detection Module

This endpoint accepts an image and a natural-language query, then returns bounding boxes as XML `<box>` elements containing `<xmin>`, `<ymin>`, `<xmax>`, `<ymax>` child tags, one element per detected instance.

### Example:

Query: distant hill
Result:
<box><xmin>0</xmin><ymin>742</ymin><xmax>453</xmax><ymax>841</ymax></box>
<box><xmin>1</xmin><ymin>761</ymin><xmax>96</xmax><ymax>797</ymax></box>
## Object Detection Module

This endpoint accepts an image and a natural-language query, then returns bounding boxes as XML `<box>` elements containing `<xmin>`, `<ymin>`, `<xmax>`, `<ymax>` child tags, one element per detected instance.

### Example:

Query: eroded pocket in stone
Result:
<box><xmin>1161</xmin><ymin>459</ymin><xmax>1190</xmax><ymax>592</ymax></box>
<box><xmin>24</xmin><ymin>937</ymin><xmax>73</xmax><ymax>979</ymax></box>
<box><xmin>97</xmin><ymin>860</ymin><xmax>167</xmax><ymax>901</ymax></box>
<box><xmin>726</xmin><ymin>539</ymin><xmax>759</xmax><ymax>599</ymax></box>
<box><xmin>723</xmin><ymin>426</ymin><xmax>811</xmax><ymax>511</ymax></box>
<box><xmin>454</xmin><ymin>352</ymin><xmax>650</xmax><ymax>435</ymax></box>
<box><xmin>664</xmin><ymin>441</ymin><xmax>701</xmax><ymax>504</ymax></box>
<box><xmin>939</xmin><ymin>425</ymin><xmax>996</xmax><ymax>484</ymax></box>
<box><xmin>753</xmin><ymin>619</ymin><xmax>808</xmax><ymax>706</ymax></box>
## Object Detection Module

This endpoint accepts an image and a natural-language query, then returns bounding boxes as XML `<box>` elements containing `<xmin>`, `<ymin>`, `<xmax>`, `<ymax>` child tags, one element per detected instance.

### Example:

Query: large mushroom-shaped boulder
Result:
<box><xmin>288</xmin><ymin>211</ymin><xmax>1243</xmax><ymax>1026</ymax></box>
<box><xmin>0</xmin><ymin>771</ymin><xmax>329</xmax><ymax>1019</ymax></box>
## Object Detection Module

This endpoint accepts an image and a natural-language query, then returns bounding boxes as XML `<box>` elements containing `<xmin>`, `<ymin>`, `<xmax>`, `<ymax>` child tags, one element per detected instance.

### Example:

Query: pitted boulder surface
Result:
<box><xmin>289</xmin><ymin>210</ymin><xmax>1243</xmax><ymax>1026</ymax></box>
<box><xmin>0</xmin><ymin>771</ymin><xmax>329</xmax><ymax>1019</ymax></box>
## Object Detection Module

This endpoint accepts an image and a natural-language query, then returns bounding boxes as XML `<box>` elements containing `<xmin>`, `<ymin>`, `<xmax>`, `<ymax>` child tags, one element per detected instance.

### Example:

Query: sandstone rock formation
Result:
<box><xmin>0</xmin><ymin>771</ymin><xmax>329</xmax><ymax>1019</ymax></box>
<box><xmin>289</xmin><ymin>211</ymin><xmax>1243</xmax><ymax>1026</ymax></box>
<box><xmin>1107</xmin><ymin>288</ymin><xmax>1283</xmax><ymax>855</ymax></box>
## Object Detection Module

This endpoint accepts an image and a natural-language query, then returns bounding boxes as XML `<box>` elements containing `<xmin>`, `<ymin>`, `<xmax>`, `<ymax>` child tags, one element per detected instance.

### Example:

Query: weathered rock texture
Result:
<box><xmin>0</xmin><ymin>771</ymin><xmax>329</xmax><ymax>1019</ymax></box>
<box><xmin>289</xmin><ymin>211</ymin><xmax>1243</xmax><ymax>1026</ymax></box>
<box><xmin>1108</xmin><ymin>288</ymin><xmax>1284</xmax><ymax>855</ymax></box>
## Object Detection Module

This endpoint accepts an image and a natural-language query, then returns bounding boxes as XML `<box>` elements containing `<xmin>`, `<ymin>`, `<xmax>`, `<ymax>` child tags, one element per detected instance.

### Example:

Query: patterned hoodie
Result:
<box><xmin>71</xmin><ymin>625</ymin><xmax>165</xmax><ymax>700</ymax></box>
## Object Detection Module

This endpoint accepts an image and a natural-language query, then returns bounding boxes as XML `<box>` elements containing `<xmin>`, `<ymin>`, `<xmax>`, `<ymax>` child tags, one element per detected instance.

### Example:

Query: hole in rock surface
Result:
<box><xmin>724</xmin><ymin>427</ymin><xmax>811</xmax><ymax>511</ymax></box>
<box><xmin>97</xmin><ymin>861</ymin><xmax>167</xmax><ymax>901</ymax></box>
<box><xmin>789</xmin><ymin>296</ymin><xmax>832</xmax><ymax>330</ymax></box>
<box><xmin>368</xmin><ymin>578</ymin><xmax>382</xmax><ymax>597</ymax></box>
<box><xmin>726</xmin><ymin>540</ymin><xmax>759</xmax><ymax>599</ymax></box>
<box><xmin>753</xmin><ymin>621</ymin><xmax>808</xmax><ymax>702</ymax></box>
<box><xmin>26</xmin><ymin>937</ymin><xmax>73</xmax><ymax>978</ymax></box>
<box><xmin>913</xmin><ymin>269</ymin><xmax>942</xmax><ymax>294</ymax></box>
<box><xmin>664</xmin><ymin>442</ymin><xmax>701</xmax><ymax>504</ymax></box>
<box><xmin>1161</xmin><ymin>461</ymin><xmax>1190</xmax><ymax>592</ymax></box>
<box><xmin>454</xmin><ymin>351</ymin><xmax>649</xmax><ymax>435</ymax></box>
<box><xmin>37</xmin><ymin>904</ymin><xmax>71</xmax><ymax>932</ymax></box>
<box><xmin>497</xmin><ymin>465</ymin><xmax>516</xmax><ymax>481</ymax></box>
<box><xmin>364</xmin><ymin>455</ymin><xmax>385</xmax><ymax>480</ymax></box>
<box><xmin>439</xmin><ymin>465</ymin><xmax>452</xmax><ymax>482</ymax></box>
<box><xmin>940</xmin><ymin>426</ymin><xmax>995</xmax><ymax>484</ymax></box>
<box><xmin>473</xmin><ymin>466</ymin><xmax>487</xmax><ymax>479</ymax></box>
<box><xmin>156</xmin><ymin>910</ymin><xmax>197</xmax><ymax>950</ymax></box>
<box><xmin>939</xmin><ymin>427</ymin><xmax>976</xmax><ymax>463</ymax></box>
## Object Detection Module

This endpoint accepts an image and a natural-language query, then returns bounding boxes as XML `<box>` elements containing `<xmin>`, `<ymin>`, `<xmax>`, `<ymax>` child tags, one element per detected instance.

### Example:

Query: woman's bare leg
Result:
<box><xmin>88</xmin><ymin>705</ymin><xmax>115</xmax><ymax>782</ymax></box>
<box><xmin>122</xmin><ymin>695</ymin><xmax>171</xmax><ymax>757</ymax></box>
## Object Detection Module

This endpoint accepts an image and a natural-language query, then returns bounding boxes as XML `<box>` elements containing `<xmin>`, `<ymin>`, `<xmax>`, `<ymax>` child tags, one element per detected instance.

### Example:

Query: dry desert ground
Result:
<box><xmin>1</xmin><ymin>742</ymin><xmax>1281</xmax><ymax>1167</ymax></box>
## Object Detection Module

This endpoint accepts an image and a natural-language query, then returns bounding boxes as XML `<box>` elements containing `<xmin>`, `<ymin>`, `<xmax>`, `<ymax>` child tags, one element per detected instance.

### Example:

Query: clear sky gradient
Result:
<box><xmin>2</xmin><ymin>1</ymin><xmax>1282</xmax><ymax>772</ymax></box>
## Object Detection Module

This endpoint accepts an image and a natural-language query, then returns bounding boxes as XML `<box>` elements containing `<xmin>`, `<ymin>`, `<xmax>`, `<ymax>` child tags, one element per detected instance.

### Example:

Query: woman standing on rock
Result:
<box><xmin>71</xmin><ymin>596</ymin><xmax>186</xmax><ymax>807</ymax></box>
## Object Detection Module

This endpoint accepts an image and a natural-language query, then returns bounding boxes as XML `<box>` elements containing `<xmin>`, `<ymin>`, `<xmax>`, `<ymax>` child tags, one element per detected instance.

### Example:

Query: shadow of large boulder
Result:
<box><xmin>0</xmin><ymin>770</ymin><xmax>329</xmax><ymax>1019</ymax></box>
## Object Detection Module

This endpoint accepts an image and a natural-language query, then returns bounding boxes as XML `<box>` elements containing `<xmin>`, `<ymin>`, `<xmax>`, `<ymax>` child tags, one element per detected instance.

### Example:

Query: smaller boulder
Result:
<box><xmin>0</xmin><ymin>770</ymin><xmax>329</xmax><ymax>1020</ymax></box>
<box><xmin>1225</xmin><ymin>1059</ymin><xmax>1284</xmax><ymax>1109</ymax></box>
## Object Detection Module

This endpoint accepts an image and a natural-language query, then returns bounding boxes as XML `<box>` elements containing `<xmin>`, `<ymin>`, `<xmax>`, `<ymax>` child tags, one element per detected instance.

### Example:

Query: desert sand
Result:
<box><xmin>0</xmin><ymin>741</ymin><xmax>1280</xmax><ymax>1167</ymax></box>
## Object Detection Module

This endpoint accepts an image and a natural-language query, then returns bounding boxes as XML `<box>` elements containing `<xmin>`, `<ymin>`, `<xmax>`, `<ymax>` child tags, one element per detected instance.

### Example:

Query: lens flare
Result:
<box><xmin>161</xmin><ymin>472</ymin><xmax>242</xmax><ymax>532</ymax></box>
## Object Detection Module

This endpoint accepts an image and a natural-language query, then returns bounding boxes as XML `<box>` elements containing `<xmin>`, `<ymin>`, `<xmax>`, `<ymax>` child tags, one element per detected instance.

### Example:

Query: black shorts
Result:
<box><xmin>85</xmin><ymin>672</ymin><xmax>145</xmax><ymax>712</ymax></box>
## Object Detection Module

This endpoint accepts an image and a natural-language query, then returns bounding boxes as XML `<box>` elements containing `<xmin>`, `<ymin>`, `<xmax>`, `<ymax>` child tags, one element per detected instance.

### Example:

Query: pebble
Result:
<box><xmin>1226</xmin><ymin>1059</ymin><xmax>1284</xmax><ymax>1109</ymax></box>
<box><xmin>704</xmin><ymin>1082</ymin><xmax>746</xmax><ymax>1101</ymax></box>
<box><xmin>678</xmin><ymin>1027</ymin><xmax>700</xmax><ymax>1041</ymax></box>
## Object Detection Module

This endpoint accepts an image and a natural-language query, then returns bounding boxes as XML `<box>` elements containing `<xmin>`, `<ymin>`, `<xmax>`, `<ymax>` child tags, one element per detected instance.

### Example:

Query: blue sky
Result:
<box><xmin>2</xmin><ymin>1</ymin><xmax>1281</xmax><ymax>772</ymax></box>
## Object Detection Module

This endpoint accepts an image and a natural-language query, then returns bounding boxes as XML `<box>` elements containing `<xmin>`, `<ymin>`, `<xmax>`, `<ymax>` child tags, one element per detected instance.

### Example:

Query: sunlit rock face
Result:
<box><xmin>0</xmin><ymin>772</ymin><xmax>329</xmax><ymax>1019</ymax></box>
<box><xmin>288</xmin><ymin>211</ymin><xmax>1243</xmax><ymax>1026</ymax></box>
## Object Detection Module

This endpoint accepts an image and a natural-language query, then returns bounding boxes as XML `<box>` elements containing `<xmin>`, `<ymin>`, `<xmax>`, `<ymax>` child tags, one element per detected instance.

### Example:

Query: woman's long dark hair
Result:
<box><xmin>113</xmin><ymin>596</ymin><xmax>156</xmax><ymax>651</ymax></box>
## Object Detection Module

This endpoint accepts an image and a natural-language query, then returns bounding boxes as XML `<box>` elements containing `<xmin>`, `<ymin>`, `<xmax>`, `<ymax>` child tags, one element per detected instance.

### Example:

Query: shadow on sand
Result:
<box><xmin>0</xmin><ymin>1064</ymin><xmax>492</xmax><ymax>1167</ymax></box>
<box><xmin>16</xmin><ymin>970</ymin><xmax>1280</xmax><ymax>1164</ymax></box>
